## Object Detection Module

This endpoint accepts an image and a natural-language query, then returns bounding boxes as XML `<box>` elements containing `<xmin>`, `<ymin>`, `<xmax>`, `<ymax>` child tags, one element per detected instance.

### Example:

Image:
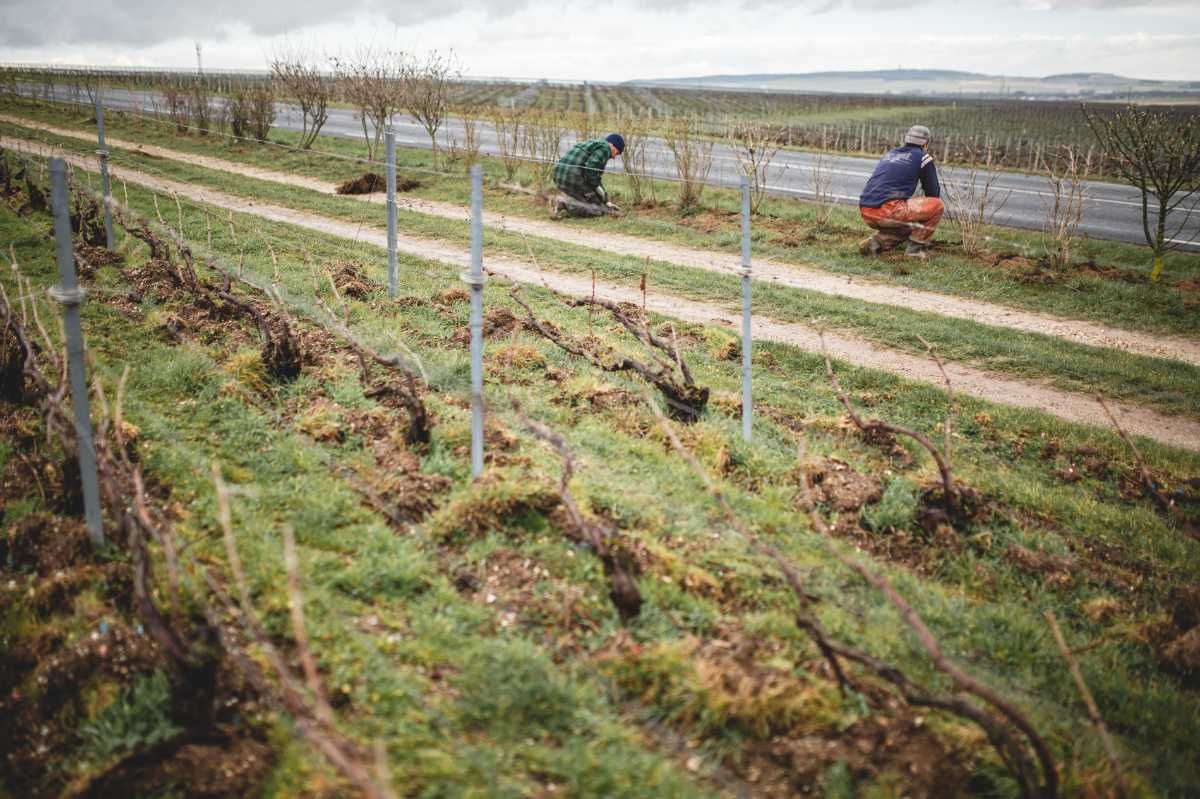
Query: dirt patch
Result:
<box><xmin>366</xmin><ymin>430</ymin><xmax>451</xmax><ymax>522</ymax></box>
<box><xmin>450</xmin><ymin>307</ymin><xmax>522</xmax><ymax>346</ymax></box>
<box><xmin>803</xmin><ymin>459</ymin><xmax>882</xmax><ymax>513</ymax></box>
<box><xmin>1170</xmin><ymin>584</ymin><xmax>1200</xmax><ymax>631</ymax></box>
<box><xmin>74</xmin><ymin>242</ymin><xmax>125</xmax><ymax>277</ymax></box>
<box><xmin>81</xmin><ymin>735</ymin><xmax>275</xmax><ymax>799</ymax></box>
<box><xmin>1004</xmin><ymin>543</ymin><xmax>1074</xmax><ymax>587</ymax></box>
<box><xmin>329</xmin><ymin>261</ymin><xmax>377</xmax><ymax>299</ymax></box>
<box><xmin>2</xmin><ymin>512</ymin><xmax>92</xmax><ymax>575</ymax></box>
<box><xmin>335</xmin><ymin>173</ymin><xmax>386</xmax><ymax>195</ymax></box>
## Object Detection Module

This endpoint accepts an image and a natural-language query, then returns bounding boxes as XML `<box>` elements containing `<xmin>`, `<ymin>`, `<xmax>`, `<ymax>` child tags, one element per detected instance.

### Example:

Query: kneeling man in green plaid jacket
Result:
<box><xmin>550</xmin><ymin>133</ymin><xmax>625</xmax><ymax>218</ymax></box>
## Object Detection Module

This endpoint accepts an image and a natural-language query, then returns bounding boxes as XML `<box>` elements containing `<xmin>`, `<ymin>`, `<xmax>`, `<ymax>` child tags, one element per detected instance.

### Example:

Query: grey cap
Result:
<box><xmin>904</xmin><ymin>125</ymin><xmax>931</xmax><ymax>146</ymax></box>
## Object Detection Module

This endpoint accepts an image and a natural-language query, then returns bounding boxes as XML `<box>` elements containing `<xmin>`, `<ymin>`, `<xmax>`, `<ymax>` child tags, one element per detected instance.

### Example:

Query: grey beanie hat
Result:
<box><xmin>905</xmin><ymin>125</ymin><xmax>931</xmax><ymax>146</ymax></box>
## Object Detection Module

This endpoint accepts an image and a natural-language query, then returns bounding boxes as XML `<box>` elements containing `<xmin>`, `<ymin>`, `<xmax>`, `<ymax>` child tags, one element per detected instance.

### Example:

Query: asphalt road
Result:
<box><xmin>15</xmin><ymin>83</ymin><xmax>1200</xmax><ymax>251</ymax></box>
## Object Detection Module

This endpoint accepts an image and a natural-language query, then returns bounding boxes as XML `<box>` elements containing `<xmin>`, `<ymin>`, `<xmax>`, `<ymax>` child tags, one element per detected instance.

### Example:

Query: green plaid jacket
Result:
<box><xmin>553</xmin><ymin>139</ymin><xmax>611</xmax><ymax>200</ymax></box>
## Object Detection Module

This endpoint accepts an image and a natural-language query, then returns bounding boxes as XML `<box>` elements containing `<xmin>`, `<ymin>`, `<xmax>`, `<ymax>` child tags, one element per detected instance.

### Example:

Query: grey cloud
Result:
<box><xmin>0</xmin><ymin>0</ymin><xmax>529</xmax><ymax>48</ymax></box>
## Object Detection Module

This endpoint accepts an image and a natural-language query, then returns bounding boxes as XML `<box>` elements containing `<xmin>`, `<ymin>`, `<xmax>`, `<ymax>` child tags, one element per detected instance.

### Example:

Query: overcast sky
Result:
<box><xmin>0</xmin><ymin>0</ymin><xmax>1197</xmax><ymax>82</ymax></box>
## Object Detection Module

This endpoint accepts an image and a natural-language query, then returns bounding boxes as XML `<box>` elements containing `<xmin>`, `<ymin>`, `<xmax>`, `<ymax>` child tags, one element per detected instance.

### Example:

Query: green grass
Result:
<box><xmin>4</xmin><ymin>110</ymin><xmax>1200</xmax><ymax>422</ymax></box>
<box><xmin>3</xmin><ymin>132</ymin><xmax>1200</xmax><ymax>796</ymax></box>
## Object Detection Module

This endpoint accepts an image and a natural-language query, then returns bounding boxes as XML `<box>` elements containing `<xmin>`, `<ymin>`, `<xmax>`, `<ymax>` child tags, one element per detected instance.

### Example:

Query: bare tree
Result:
<box><xmin>809</xmin><ymin>152</ymin><xmax>838</xmax><ymax>230</ymax></box>
<box><xmin>270</xmin><ymin>46</ymin><xmax>332</xmax><ymax>149</ymax></box>
<box><xmin>663</xmin><ymin>117</ymin><xmax>714</xmax><ymax>211</ymax></box>
<box><xmin>1085</xmin><ymin>104</ymin><xmax>1200</xmax><ymax>282</ymax></box>
<box><xmin>1042</xmin><ymin>146</ymin><xmax>1088</xmax><ymax>272</ymax></box>
<box><xmin>946</xmin><ymin>149</ymin><xmax>1011</xmax><ymax>256</ymax></box>
<box><xmin>248</xmin><ymin>84</ymin><xmax>277</xmax><ymax>143</ymax></box>
<box><xmin>730</xmin><ymin>122</ymin><xmax>783</xmax><ymax>214</ymax></box>
<box><xmin>404</xmin><ymin>50</ymin><xmax>459</xmax><ymax>169</ymax></box>
<box><xmin>334</xmin><ymin>48</ymin><xmax>408</xmax><ymax>162</ymax></box>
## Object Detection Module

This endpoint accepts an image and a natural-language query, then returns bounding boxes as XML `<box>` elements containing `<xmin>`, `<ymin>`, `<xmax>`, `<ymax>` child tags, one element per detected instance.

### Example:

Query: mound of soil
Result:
<box><xmin>336</xmin><ymin>173</ymin><xmax>386</xmax><ymax>195</ymax></box>
<box><xmin>329</xmin><ymin>261</ymin><xmax>376</xmax><ymax>299</ymax></box>
<box><xmin>805</xmin><ymin>459</ymin><xmax>882</xmax><ymax>513</ymax></box>
<box><xmin>335</xmin><ymin>173</ymin><xmax>423</xmax><ymax>195</ymax></box>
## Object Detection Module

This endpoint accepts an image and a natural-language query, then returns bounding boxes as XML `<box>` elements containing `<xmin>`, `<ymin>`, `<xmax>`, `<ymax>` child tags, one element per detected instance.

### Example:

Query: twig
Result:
<box><xmin>1044</xmin><ymin>611</ymin><xmax>1124</xmax><ymax>795</ymax></box>
<box><xmin>843</xmin><ymin>557</ymin><xmax>1058</xmax><ymax>799</ymax></box>
<box><xmin>283</xmin><ymin>524</ymin><xmax>332</xmax><ymax>721</ymax></box>
<box><xmin>510</xmin><ymin>284</ymin><xmax>708</xmax><ymax>422</ymax></box>
<box><xmin>821</xmin><ymin>333</ymin><xmax>957</xmax><ymax>510</ymax></box>
<box><xmin>917</xmin><ymin>334</ymin><xmax>954</xmax><ymax>469</ymax></box>
<box><xmin>509</xmin><ymin>394</ymin><xmax>642</xmax><ymax>621</ymax></box>
<box><xmin>1096</xmin><ymin>394</ymin><xmax>1174</xmax><ymax>517</ymax></box>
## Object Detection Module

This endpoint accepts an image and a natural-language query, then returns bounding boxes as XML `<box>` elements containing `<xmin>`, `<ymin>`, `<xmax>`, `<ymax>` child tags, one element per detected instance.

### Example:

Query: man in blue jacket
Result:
<box><xmin>858</xmin><ymin>125</ymin><xmax>944</xmax><ymax>259</ymax></box>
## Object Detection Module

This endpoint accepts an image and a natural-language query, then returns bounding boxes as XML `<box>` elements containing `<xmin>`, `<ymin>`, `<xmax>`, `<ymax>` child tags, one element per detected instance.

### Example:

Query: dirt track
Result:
<box><xmin>5</xmin><ymin>134</ymin><xmax>1198</xmax><ymax>453</ymax></box>
<box><xmin>4</xmin><ymin>113</ymin><xmax>1198</xmax><ymax>368</ymax></box>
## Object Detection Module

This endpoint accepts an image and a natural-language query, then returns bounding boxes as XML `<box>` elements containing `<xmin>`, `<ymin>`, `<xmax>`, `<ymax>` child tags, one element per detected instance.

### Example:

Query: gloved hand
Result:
<box><xmin>605</xmin><ymin>201</ymin><xmax>622</xmax><ymax>213</ymax></box>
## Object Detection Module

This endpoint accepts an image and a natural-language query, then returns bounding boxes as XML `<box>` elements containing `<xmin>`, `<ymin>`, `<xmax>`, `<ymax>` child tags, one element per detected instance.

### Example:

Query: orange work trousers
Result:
<box><xmin>860</xmin><ymin>197</ymin><xmax>944</xmax><ymax>249</ymax></box>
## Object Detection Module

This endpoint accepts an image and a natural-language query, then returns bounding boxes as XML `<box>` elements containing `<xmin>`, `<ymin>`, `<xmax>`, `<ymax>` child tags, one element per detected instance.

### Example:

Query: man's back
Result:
<box><xmin>554</xmin><ymin>139</ymin><xmax>612</xmax><ymax>197</ymax></box>
<box><xmin>859</xmin><ymin>144</ymin><xmax>940</xmax><ymax>208</ymax></box>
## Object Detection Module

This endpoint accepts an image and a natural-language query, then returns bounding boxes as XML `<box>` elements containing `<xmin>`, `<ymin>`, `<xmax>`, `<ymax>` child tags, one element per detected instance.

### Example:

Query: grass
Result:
<box><xmin>4</xmin><ymin>110</ymin><xmax>1200</xmax><ymax>422</ymax></box>
<box><xmin>4</xmin><ymin>157</ymin><xmax>1199</xmax><ymax>797</ymax></box>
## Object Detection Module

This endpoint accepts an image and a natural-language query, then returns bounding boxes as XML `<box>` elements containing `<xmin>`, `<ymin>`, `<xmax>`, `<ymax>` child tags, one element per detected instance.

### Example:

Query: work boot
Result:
<box><xmin>858</xmin><ymin>235</ymin><xmax>883</xmax><ymax>257</ymax></box>
<box><xmin>905</xmin><ymin>241</ymin><xmax>929</xmax><ymax>260</ymax></box>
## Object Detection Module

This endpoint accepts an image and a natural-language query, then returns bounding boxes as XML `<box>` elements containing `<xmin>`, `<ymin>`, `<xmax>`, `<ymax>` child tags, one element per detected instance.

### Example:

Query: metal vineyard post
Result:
<box><xmin>739</xmin><ymin>174</ymin><xmax>752</xmax><ymax>442</ymax></box>
<box><xmin>49</xmin><ymin>157</ymin><xmax>105</xmax><ymax>547</ymax></box>
<box><xmin>386</xmin><ymin>129</ymin><xmax>397</xmax><ymax>298</ymax></box>
<box><xmin>464</xmin><ymin>164</ymin><xmax>486</xmax><ymax>478</ymax></box>
<box><xmin>94</xmin><ymin>91</ymin><xmax>115</xmax><ymax>249</ymax></box>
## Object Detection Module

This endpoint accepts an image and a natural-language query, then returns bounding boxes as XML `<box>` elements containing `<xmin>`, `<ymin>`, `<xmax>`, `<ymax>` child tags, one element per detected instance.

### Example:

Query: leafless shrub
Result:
<box><xmin>522</xmin><ymin>111</ymin><xmax>566</xmax><ymax>198</ymax></box>
<box><xmin>247</xmin><ymin>85</ymin><xmax>276</xmax><ymax>143</ymax></box>
<box><xmin>491</xmin><ymin>107</ymin><xmax>524</xmax><ymax>181</ymax></box>
<box><xmin>946</xmin><ymin>150</ymin><xmax>1011</xmax><ymax>256</ymax></box>
<box><xmin>663</xmin><ymin>117</ymin><xmax>714</xmax><ymax>211</ymax></box>
<box><xmin>270</xmin><ymin>46</ymin><xmax>332</xmax><ymax>149</ymax></box>
<box><xmin>223</xmin><ymin>87</ymin><xmax>251</xmax><ymax>141</ymax></box>
<box><xmin>448</xmin><ymin>116</ymin><xmax>481</xmax><ymax>172</ymax></box>
<box><xmin>164</xmin><ymin>84</ymin><xmax>190</xmax><ymax>133</ymax></box>
<box><xmin>809</xmin><ymin>153</ymin><xmax>838</xmax><ymax>229</ymax></box>
<box><xmin>618</xmin><ymin>114</ymin><xmax>654</xmax><ymax>206</ymax></box>
<box><xmin>404</xmin><ymin>50</ymin><xmax>459</xmax><ymax>169</ymax></box>
<box><xmin>334</xmin><ymin>48</ymin><xmax>408</xmax><ymax>162</ymax></box>
<box><xmin>1085</xmin><ymin>103</ymin><xmax>1200</xmax><ymax>282</ymax></box>
<box><xmin>730</xmin><ymin>122</ymin><xmax>783</xmax><ymax>214</ymax></box>
<box><xmin>188</xmin><ymin>80</ymin><xmax>212</xmax><ymax>135</ymax></box>
<box><xmin>1042</xmin><ymin>145</ymin><xmax>1088</xmax><ymax>272</ymax></box>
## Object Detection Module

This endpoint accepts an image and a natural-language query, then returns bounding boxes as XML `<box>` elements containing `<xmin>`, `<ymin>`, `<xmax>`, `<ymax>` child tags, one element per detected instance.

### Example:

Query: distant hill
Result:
<box><xmin>628</xmin><ymin>69</ymin><xmax>1200</xmax><ymax>99</ymax></box>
